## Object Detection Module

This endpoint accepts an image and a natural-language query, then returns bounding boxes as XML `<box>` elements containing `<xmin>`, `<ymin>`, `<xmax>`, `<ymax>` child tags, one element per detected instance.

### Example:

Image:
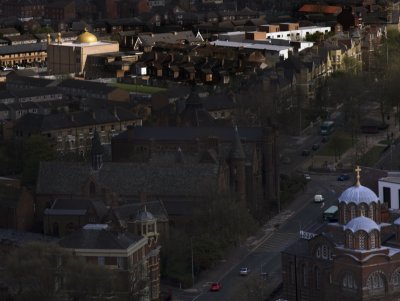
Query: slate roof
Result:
<box><xmin>15</xmin><ymin>107</ymin><xmax>140</xmax><ymax>132</ymax></box>
<box><xmin>58</xmin><ymin>229</ymin><xmax>144</xmax><ymax>250</ymax></box>
<box><xmin>36</xmin><ymin>161</ymin><xmax>221</xmax><ymax>197</ymax></box>
<box><xmin>6</xmin><ymin>72</ymin><xmax>56</xmax><ymax>88</ymax></box>
<box><xmin>10</xmin><ymin>87</ymin><xmax>61</xmax><ymax>98</ymax></box>
<box><xmin>114</xmin><ymin>126</ymin><xmax>264</xmax><ymax>142</ymax></box>
<box><xmin>0</xmin><ymin>229</ymin><xmax>56</xmax><ymax>246</ymax></box>
<box><xmin>44</xmin><ymin>198</ymin><xmax>108</xmax><ymax>218</ymax></box>
<box><xmin>113</xmin><ymin>200</ymin><xmax>168</xmax><ymax>224</ymax></box>
<box><xmin>57</xmin><ymin>79</ymin><xmax>117</xmax><ymax>94</ymax></box>
<box><xmin>138</xmin><ymin>31</ymin><xmax>202</xmax><ymax>47</ymax></box>
<box><xmin>0</xmin><ymin>42</ymin><xmax>47</xmax><ymax>55</ymax></box>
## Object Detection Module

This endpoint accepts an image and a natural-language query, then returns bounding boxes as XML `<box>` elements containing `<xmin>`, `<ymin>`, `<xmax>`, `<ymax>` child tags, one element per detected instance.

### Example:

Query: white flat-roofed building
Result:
<box><xmin>265</xmin><ymin>26</ymin><xmax>332</xmax><ymax>41</ymax></box>
<box><xmin>210</xmin><ymin>39</ymin><xmax>293</xmax><ymax>59</ymax></box>
<box><xmin>378</xmin><ymin>173</ymin><xmax>400</xmax><ymax>209</ymax></box>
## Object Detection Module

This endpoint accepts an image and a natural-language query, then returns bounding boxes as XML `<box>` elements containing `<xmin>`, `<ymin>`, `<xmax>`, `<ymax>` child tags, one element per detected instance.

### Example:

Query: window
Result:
<box><xmin>392</xmin><ymin>269</ymin><xmax>400</xmax><ymax>289</ymax></box>
<box><xmin>315</xmin><ymin>267</ymin><xmax>320</xmax><ymax>289</ymax></box>
<box><xmin>342</xmin><ymin>273</ymin><xmax>357</xmax><ymax>289</ymax></box>
<box><xmin>359</xmin><ymin>232</ymin><xmax>367</xmax><ymax>250</ymax></box>
<box><xmin>289</xmin><ymin>262</ymin><xmax>295</xmax><ymax>284</ymax></box>
<box><xmin>367</xmin><ymin>271</ymin><xmax>385</xmax><ymax>294</ymax></box>
<box><xmin>98</xmin><ymin>256</ymin><xmax>105</xmax><ymax>265</ymax></box>
<box><xmin>302</xmin><ymin>264</ymin><xmax>308</xmax><ymax>287</ymax></box>
<box><xmin>370</xmin><ymin>232</ymin><xmax>376</xmax><ymax>248</ymax></box>
<box><xmin>347</xmin><ymin>232</ymin><xmax>353</xmax><ymax>249</ymax></box>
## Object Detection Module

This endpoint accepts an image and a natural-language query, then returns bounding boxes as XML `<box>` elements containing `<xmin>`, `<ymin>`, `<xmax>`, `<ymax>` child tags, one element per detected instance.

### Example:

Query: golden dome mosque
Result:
<box><xmin>47</xmin><ymin>28</ymin><xmax>119</xmax><ymax>76</ymax></box>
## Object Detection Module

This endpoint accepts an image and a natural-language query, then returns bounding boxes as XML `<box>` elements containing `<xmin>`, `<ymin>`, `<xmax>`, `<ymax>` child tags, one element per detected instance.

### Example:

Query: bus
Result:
<box><xmin>323</xmin><ymin>205</ymin><xmax>338</xmax><ymax>222</ymax></box>
<box><xmin>320</xmin><ymin>121</ymin><xmax>335</xmax><ymax>136</ymax></box>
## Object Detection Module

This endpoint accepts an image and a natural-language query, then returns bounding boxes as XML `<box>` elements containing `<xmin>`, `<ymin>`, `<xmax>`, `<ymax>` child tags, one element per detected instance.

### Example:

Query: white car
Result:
<box><xmin>314</xmin><ymin>194</ymin><xmax>324</xmax><ymax>203</ymax></box>
<box><xmin>239</xmin><ymin>267</ymin><xmax>250</xmax><ymax>276</ymax></box>
<box><xmin>304</xmin><ymin>173</ymin><xmax>311</xmax><ymax>181</ymax></box>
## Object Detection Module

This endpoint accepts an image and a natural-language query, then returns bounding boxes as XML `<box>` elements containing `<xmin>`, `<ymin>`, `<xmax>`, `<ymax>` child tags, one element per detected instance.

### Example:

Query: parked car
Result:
<box><xmin>301</xmin><ymin>149</ymin><xmax>310</xmax><ymax>156</ymax></box>
<box><xmin>239</xmin><ymin>267</ymin><xmax>250</xmax><ymax>276</ymax></box>
<box><xmin>314</xmin><ymin>194</ymin><xmax>324</xmax><ymax>203</ymax></box>
<box><xmin>312</xmin><ymin>143</ymin><xmax>320</xmax><ymax>150</ymax></box>
<box><xmin>337</xmin><ymin>174</ymin><xmax>350</xmax><ymax>181</ymax></box>
<box><xmin>304</xmin><ymin>173</ymin><xmax>311</xmax><ymax>181</ymax></box>
<box><xmin>210</xmin><ymin>282</ymin><xmax>222</xmax><ymax>292</ymax></box>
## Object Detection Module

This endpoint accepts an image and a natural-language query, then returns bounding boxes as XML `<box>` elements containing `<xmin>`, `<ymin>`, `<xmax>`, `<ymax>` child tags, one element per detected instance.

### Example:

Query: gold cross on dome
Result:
<box><xmin>355</xmin><ymin>165</ymin><xmax>362</xmax><ymax>186</ymax></box>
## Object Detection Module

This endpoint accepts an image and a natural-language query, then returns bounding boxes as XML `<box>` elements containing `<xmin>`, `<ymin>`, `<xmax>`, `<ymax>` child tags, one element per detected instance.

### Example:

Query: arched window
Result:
<box><xmin>347</xmin><ymin>232</ymin><xmax>353</xmax><ymax>249</ymax></box>
<box><xmin>89</xmin><ymin>182</ymin><xmax>96</xmax><ymax>195</ymax></box>
<box><xmin>369</xmin><ymin>204</ymin><xmax>374</xmax><ymax>219</ymax></box>
<box><xmin>392</xmin><ymin>269</ymin><xmax>400</xmax><ymax>290</ymax></box>
<box><xmin>370</xmin><ymin>232</ymin><xmax>376</xmax><ymax>249</ymax></box>
<box><xmin>315</xmin><ymin>246</ymin><xmax>321</xmax><ymax>258</ymax></box>
<box><xmin>302</xmin><ymin>264</ymin><xmax>308</xmax><ymax>287</ymax></box>
<box><xmin>350</xmin><ymin>204</ymin><xmax>356</xmax><ymax>219</ymax></box>
<box><xmin>367</xmin><ymin>271</ymin><xmax>385</xmax><ymax>294</ymax></box>
<box><xmin>360</xmin><ymin>204</ymin><xmax>366</xmax><ymax>216</ymax></box>
<box><xmin>359</xmin><ymin>231</ymin><xmax>367</xmax><ymax>250</ymax></box>
<box><xmin>289</xmin><ymin>262</ymin><xmax>295</xmax><ymax>284</ymax></box>
<box><xmin>342</xmin><ymin>273</ymin><xmax>357</xmax><ymax>289</ymax></box>
<box><xmin>315</xmin><ymin>267</ymin><xmax>320</xmax><ymax>289</ymax></box>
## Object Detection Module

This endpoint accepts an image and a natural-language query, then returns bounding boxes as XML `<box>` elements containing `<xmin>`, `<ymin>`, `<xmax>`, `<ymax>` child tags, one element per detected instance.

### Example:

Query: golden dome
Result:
<box><xmin>75</xmin><ymin>28</ymin><xmax>98</xmax><ymax>44</ymax></box>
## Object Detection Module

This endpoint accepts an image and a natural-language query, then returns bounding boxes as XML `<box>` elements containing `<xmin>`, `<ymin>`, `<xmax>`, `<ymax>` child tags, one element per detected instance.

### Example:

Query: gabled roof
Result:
<box><xmin>58</xmin><ymin>229</ymin><xmax>145</xmax><ymax>250</ymax></box>
<box><xmin>0</xmin><ymin>42</ymin><xmax>47</xmax><ymax>55</ymax></box>
<box><xmin>113</xmin><ymin>200</ymin><xmax>168</xmax><ymax>224</ymax></box>
<box><xmin>15</xmin><ymin>108</ymin><xmax>140</xmax><ymax>132</ymax></box>
<box><xmin>138</xmin><ymin>31</ymin><xmax>203</xmax><ymax>47</ymax></box>
<box><xmin>114</xmin><ymin>126</ymin><xmax>264</xmax><ymax>141</ymax></box>
<box><xmin>36</xmin><ymin>161</ymin><xmax>221</xmax><ymax>197</ymax></box>
<box><xmin>57</xmin><ymin>79</ymin><xmax>117</xmax><ymax>94</ymax></box>
<box><xmin>298</xmin><ymin>4</ymin><xmax>342</xmax><ymax>15</ymax></box>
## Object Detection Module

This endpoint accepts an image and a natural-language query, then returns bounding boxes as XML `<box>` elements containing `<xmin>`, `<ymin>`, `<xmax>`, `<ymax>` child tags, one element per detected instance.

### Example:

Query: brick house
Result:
<box><xmin>58</xmin><ymin>217</ymin><xmax>160</xmax><ymax>300</ymax></box>
<box><xmin>0</xmin><ymin>179</ymin><xmax>34</xmax><ymax>231</ymax></box>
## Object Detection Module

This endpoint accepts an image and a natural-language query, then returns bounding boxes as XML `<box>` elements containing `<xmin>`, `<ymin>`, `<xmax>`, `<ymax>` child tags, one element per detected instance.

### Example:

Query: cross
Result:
<box><xmin>355</xmin><ymin>165</ymin><xmax>362</xmax><ymax>186</ymax></box>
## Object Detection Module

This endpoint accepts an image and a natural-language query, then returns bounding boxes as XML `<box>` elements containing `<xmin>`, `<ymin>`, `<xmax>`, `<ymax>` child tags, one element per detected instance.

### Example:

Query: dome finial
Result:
<box><xmin>355</xmin><ymin>165</ymin><xmax>362</xmax><ymax>186</ymax></box>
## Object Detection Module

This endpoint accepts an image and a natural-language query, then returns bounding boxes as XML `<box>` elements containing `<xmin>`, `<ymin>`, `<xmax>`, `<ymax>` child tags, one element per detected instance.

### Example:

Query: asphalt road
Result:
<box><xmin>181</xmin><ymin>174</ymin><xmax>352</xmax><ymax>301</ymax></box>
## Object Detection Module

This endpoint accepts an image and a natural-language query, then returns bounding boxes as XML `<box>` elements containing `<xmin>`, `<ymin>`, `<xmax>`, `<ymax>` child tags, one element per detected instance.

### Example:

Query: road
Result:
<box><xmin>172</xmin><ymin>174</ymin><xmax>351</xmax><ymax>301</ymax></box>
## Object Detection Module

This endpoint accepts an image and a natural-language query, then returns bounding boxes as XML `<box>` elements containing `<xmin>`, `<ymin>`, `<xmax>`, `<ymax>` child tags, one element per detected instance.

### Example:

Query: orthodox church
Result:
<box><xmin>282</xmin><ymin>167</ymin><xmax>400</xmax><ymax>301</ymax></box>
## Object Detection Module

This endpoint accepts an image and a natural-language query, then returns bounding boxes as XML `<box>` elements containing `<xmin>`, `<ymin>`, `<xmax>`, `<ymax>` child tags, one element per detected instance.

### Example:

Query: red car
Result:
<box><xmin>210</xmin><ymin>282</ymin><xmax>222</xmax><ymax>292</ymax></box>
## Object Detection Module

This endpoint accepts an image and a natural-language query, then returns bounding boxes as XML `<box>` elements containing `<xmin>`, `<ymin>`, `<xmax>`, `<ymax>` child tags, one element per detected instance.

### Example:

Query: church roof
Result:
<box><xmin>36</xmin><ymin>161</ymin><xmax>221</xmax><ymax>198</ymax></box>
<box><xmin>344</xmin><ymin>216</ymin><xmax>380</xmax><ymax>233</ymax></box>
<box><xmin>338</xmin><ymin>184</ymin><xmax>379</xmax><ymax>205</ymax></box>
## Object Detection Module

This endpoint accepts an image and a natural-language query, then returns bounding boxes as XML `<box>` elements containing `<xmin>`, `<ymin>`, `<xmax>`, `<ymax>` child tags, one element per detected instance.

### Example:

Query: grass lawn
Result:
<box><xmin>318</xmin><ymin>130</ymin><xmax>354</xmax><ymax>157</ymax></box>
<box><xmin>358</xmin><ymin>145</ymin><xmax>387</xmax><ymax>166</ymax></box>
<box><xmin>111</xmin><ymin>83</ymin><xmax>166</xmax><ymax>94</ymax></box>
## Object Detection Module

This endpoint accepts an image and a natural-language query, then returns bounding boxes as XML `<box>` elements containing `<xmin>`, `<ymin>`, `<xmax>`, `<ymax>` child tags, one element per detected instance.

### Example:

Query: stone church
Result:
<box><xmin>282</xmin><ymin>167</ymin><xmax>400</xmax><ymax>301</ymax></box>
<box><xmin>111</xmin><ymin>125</ymin><xmax>279</xmax><ymax>213</ymax></box>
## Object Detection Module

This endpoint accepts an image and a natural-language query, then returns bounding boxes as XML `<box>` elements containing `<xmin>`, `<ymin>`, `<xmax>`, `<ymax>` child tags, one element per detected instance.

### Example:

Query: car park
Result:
<box><xmin>210</xmin><ymin>282</ymin><xmax>222</xmax><ymax>292</ymax></box>
<box><xmin>337</xmin><ymin>174</ymin><xmax>350</xmax><ymax>181</ymax></box>
<box><xmin>239</xmin><ymin>267</ymin><xmax>250</xmax><ymax>276</ymax></box>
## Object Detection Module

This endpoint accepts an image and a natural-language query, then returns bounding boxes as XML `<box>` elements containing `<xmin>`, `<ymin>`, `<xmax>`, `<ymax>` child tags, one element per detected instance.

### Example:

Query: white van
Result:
<box><xmin>314</xmin><ymin>194</ymin><xmax>324</xmax><ymax>203</ymax></box>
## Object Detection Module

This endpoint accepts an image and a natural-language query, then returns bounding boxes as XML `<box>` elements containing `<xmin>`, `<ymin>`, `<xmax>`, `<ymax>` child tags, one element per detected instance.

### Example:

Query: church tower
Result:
<box><xmin>91</xmin><ymin>130</ymin><xmax>103</xmax><ymax>171</ymax></box>
<box><xmin>230</xmin><ymin>126</ymin><xmax>246</xmax><ymax>202</ymax></box>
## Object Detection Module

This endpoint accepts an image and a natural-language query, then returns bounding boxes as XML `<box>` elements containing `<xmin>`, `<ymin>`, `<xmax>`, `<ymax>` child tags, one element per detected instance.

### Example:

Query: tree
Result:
<box><xmin>0</xmin><ymin>242</ymin><xmax>116</xmax><ymax>301</ymax></box>
<box><xmin>21</xmin><ymin>135</ymin><xmax>56</xmax><ymax>185</ymax></box>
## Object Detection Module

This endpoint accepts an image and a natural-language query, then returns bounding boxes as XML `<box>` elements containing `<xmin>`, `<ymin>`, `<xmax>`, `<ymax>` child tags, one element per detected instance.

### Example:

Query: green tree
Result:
<box><xmin>21</xmin><ymin>135</ymin><xmax>56</xmax><ymax>185</ymax></box>
<box><xmin>0</xmin><ymin>242</ymin><xmax>116</xmax><ymax>301</ymax></box>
